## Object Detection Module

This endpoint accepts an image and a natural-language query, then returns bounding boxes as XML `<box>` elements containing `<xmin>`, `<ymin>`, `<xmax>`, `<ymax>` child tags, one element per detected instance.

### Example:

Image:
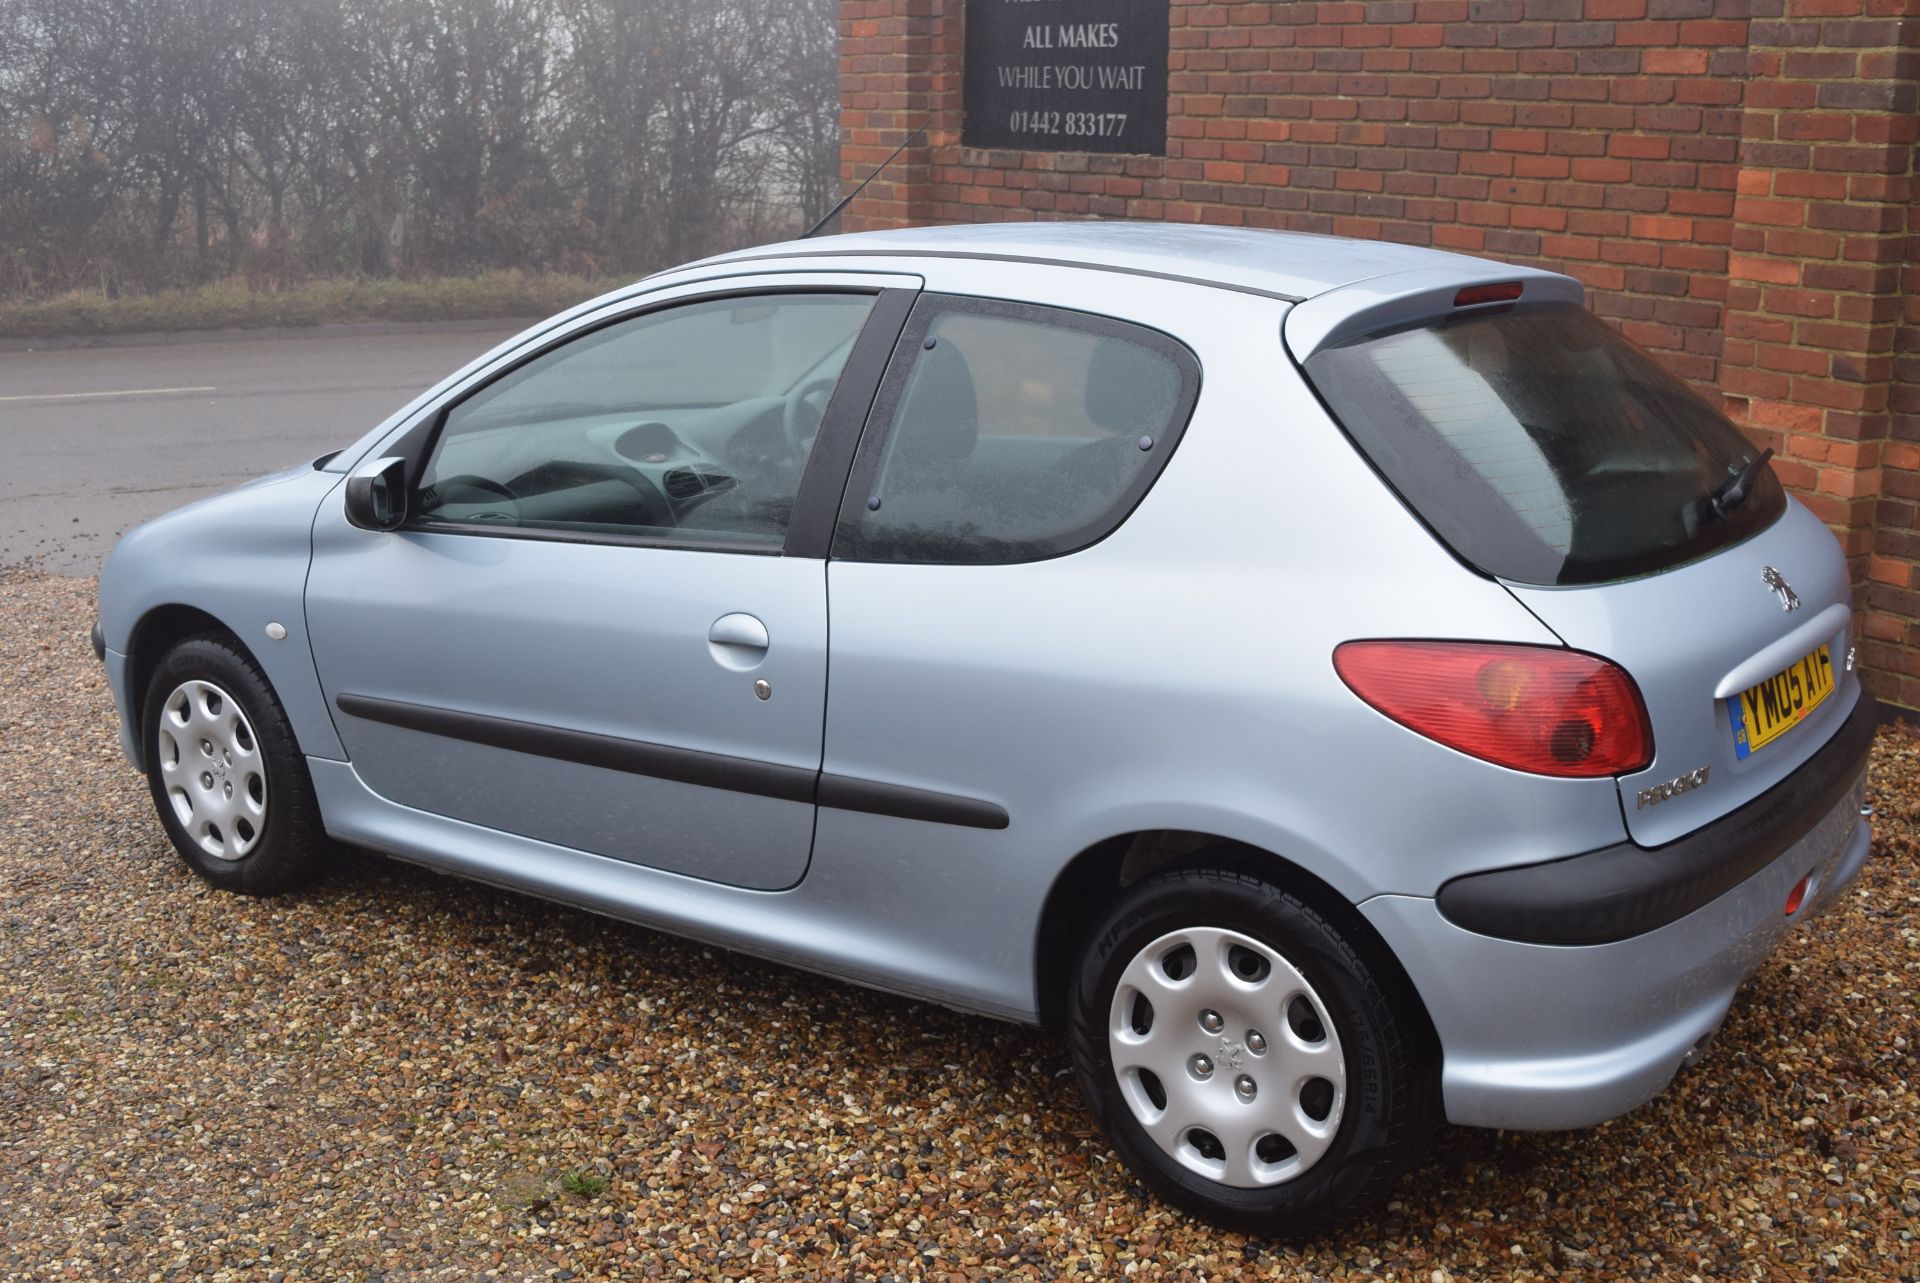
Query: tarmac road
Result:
<box><xmin>0</xmin><ymin>322</ymin><xmax>526</xmax><ymax>574</ymax></box>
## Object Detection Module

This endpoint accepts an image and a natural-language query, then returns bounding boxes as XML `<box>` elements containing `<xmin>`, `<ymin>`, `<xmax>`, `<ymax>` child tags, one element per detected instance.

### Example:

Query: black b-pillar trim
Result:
<box><xmin>782</xmin><ymin>286</ymin><xmax>919</xmax><ymax>560</ymax></box>
<box><xmin>334</xmin><ymin>692</ymin><xmax>1009</xmax><ymax>831</ymax></box>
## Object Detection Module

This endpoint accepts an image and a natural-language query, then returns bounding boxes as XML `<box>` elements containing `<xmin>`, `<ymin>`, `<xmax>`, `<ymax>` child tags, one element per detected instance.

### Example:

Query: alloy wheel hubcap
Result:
<box><xmin>157</xmin><ymin>679</ymin><xmax>267</xmax><ymax>861</ymax></box>
<box><xmin>1108</xmin><ymin>926</ymin><xmax>1347</xmax><ymax>1188</ymax></box>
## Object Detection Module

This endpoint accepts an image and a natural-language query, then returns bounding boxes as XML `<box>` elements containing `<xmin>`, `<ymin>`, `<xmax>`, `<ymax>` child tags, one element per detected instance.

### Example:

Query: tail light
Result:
<box><xmin>1334</xmin><ymin>641</ymin><xmax>1653</xmax><ymax>778</ymax></box>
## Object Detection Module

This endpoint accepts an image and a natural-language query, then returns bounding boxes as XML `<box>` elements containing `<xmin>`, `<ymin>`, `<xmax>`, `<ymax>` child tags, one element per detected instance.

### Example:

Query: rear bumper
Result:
<box><xmin>1363</xmin><ymin>751</ymin><xmax>1871</xmax><ymax>1130</ymax></box>
<box><xmin>1436</xmin><ymin>689</ymin><xmax>1876</xmax><ymax>944</ymax></box>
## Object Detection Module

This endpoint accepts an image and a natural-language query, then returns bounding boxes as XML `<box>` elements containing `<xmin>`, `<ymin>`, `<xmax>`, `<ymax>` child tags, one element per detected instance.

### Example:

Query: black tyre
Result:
<box><xmin>141</xmin><ymin>634</ymin><xmax>328</xmax><ymax>894</ymax></box>
<box><xmin>1067</xmin><ymin>864</ymin><xmax>1438</xmax><ymax>1233</ymax></box>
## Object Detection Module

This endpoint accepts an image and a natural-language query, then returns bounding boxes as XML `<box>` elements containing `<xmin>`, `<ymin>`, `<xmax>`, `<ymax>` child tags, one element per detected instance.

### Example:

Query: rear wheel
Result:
<box><xmin>142</xmin><ymin>635</ymin><xmax>327</xmax><ymax>894</ymax></box>
<box><xmin>1067</xmin><ymin>864</ymin><xmax>1437</xmax><ymax>1233</ymax></box>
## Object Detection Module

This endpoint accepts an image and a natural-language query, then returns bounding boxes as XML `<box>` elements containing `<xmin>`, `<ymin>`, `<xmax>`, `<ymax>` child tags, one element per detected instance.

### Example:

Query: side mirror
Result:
<box><xmin>344</xmin><ymin>456</ymin><xmax>409</xmax><ymax>531</ymax></box>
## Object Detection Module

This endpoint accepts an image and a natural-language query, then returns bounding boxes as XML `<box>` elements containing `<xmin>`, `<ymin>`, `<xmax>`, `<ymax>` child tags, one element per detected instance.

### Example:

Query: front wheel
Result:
<box><xmin>142</xmin><ymin>634</ymin><xmax>328</xmax><ymax>894</ymax></box>
<box><xmin>1067</xmin><ymin>864</ymin><xmax>1438</xmax><ymax>1233</ymax></box>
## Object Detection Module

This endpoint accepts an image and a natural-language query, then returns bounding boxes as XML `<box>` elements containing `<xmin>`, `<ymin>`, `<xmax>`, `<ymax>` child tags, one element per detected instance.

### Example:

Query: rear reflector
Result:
<box><xmin>1334</xmin><ymin>641</ymin><xmax>1653</xmax><ymax>778</ymax></box>
<box><xmin>1784</xmin><ymin>874</ymin><xmax>1811</xmax><ymax>916</ymax></box>
<box><xmin>1453</xmin><ymin>281</ymin><xmax>1524</xmax><ymax>308</ymax></box>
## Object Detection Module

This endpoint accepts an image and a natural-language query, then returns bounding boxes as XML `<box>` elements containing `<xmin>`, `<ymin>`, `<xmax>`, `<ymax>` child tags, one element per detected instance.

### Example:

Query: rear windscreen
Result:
<box><xmin>1303</xmin><ymin>302</ymin><xmax>1784</xmax><ymax>586</ymax></box>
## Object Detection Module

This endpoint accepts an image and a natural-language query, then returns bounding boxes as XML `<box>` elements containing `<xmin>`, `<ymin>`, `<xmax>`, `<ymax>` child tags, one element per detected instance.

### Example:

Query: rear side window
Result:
<box><xmin>835</xmin><ymin>295</ymin><xmax>1200</xmax><ymax>564</ymax></box>
<box><xmin>1304</xmin><ymin>302</ymin><xmax>1784</xmax><ymax>586</ymax></box>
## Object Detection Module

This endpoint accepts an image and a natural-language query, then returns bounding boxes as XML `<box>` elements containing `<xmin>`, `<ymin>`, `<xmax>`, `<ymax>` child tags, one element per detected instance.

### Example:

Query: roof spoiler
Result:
<box><xmin>1281</xmin><ymin>265</ymin><xmax>1585</xmax><ymax>362</ymax></box>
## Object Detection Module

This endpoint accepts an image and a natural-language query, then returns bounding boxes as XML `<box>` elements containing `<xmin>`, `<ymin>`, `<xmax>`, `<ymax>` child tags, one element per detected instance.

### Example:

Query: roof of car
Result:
<box><xmin>696</xmin><ymin>221</ymin><xmax>1506</xmax><ymax>303</ymax></box>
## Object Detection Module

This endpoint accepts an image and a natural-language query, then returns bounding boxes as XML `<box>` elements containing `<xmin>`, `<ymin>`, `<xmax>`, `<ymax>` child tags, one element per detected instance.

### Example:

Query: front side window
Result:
<box><xmin>1303</xmin><ymin>302</ymin><xmax>1785</xmax><ymax>585</ymax></box>
<box><xmin>835</xmin><ymin>296</ymin><xmax>1200</xmax><ymax>564</ymax></box>
<box><xmin>415</xmin><ymin>292</ymin><xmax>876</xmax><ymax>547</ymax></box>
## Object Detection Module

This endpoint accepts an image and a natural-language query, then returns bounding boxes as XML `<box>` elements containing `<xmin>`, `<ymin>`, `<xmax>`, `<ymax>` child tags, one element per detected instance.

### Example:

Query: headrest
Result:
<box><xmin>1085</xmin><ymin>336</ymin><xmax>1167</xmax><ymax>434</ymax></box>
<box><xmin>901</xmin><ymin>340</ymin><xmax>979</xmax><ymax>464</ymax></box>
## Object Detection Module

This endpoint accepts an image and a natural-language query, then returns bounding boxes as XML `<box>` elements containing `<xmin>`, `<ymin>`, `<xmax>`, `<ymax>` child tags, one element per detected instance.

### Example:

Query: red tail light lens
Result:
<box><xmin>1334</xmin><ymin>641</ymin><xmax>1653</xmax><ymax>778</ymax></box>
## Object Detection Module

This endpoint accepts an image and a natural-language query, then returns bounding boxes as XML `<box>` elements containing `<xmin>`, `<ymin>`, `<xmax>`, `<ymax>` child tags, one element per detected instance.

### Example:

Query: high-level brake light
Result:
<box><xmin>1453</xmin><ymin>281</ymin><xmax>1525</xmax><ymax>308</ymax></box>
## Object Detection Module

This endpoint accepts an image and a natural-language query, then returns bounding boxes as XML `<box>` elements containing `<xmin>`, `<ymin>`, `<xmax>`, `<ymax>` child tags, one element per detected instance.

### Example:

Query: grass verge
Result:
<box><xmin>0</xmin><ymin>271</ymin><xmax>609</xmax><ymax>339</ymax></box>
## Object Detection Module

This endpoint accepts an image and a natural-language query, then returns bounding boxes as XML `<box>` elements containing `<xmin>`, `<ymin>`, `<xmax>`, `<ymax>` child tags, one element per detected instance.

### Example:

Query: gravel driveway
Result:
<box><xmin>2</xmin><ymin>570</ymin><xmax>1915</xmax><ymax>1281</ymax></box>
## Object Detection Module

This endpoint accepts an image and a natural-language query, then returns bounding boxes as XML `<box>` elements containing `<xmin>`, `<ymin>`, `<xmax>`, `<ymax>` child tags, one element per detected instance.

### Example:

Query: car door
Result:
<box><xmin>305</xmin><ymin>277</ymin><xmax>917</xmax><ymax>891</ymax></box>
<box><xmin>816</xmin><ymin>289</ymin><xmax>1205</xmax><ymax>857</ymax></box>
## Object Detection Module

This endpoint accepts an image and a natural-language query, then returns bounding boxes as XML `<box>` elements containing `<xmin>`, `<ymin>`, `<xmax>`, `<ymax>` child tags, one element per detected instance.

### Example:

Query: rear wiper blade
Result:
<box><xmin>1701</xmin><ymin>447</ymin><xmax>1774</xmax><ymax>522</ymax></box>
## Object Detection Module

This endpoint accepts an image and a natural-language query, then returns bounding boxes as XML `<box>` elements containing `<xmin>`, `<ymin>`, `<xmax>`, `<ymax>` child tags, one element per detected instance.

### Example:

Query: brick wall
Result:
<box><xmin>838</xmin><ymin>0</ymin><xmax>1920</xmax><ymax>705</ymax></box>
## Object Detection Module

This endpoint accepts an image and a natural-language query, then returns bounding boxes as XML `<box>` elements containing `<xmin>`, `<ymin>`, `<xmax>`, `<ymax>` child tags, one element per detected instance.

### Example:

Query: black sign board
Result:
<box><xmin>963</xmin><ymin>0</ymin><xmax>1169</xmax><ymax>155</ymax></box>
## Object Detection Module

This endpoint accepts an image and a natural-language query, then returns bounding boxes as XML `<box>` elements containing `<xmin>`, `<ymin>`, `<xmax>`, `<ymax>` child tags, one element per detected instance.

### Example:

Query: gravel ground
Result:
<box><xmin>2</xmin><ymin>569</ymin><xmax>1915</xmax><ymax>1282</ymax></box>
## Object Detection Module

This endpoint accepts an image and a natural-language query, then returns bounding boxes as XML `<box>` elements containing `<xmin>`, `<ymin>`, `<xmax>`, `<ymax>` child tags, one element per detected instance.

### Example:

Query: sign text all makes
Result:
<box><xmin>963</xmin><ymin>0</ymin><xmax>1169</xmax><ymax>155</ymax></box>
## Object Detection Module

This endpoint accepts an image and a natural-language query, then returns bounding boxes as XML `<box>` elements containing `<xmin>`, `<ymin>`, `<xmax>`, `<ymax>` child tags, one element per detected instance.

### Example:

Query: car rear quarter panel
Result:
<box><xmin>1504</xmin><ymin>500</ymin><xmax>1861</xmax><ymax>847</ymax></box>
<box><xmin>814</xmin><ymin>266</ymin><xmax>1636</xmax><ymax>1018</ymax></box>
<box><xmin>98</xmin><ymin>468</ymin><xmax>344</xmax><ymax>765</ymax></box>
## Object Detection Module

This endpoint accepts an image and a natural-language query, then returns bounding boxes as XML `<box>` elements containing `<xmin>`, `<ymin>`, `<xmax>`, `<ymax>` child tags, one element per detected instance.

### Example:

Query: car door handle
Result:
<box><xmin>708</xmin><ymin>613</ymin><xmax>769</xmax><ymax>652</ymax></box>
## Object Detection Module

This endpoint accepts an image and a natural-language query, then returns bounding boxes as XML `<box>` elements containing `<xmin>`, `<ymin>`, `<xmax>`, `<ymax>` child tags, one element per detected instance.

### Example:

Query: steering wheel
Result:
<box><xmin>782</xmin><ymin>374</ymin><xmax>840</xmax><ymax>461</ymax></box>
<box><xmin>429</xmin><ymin>473</ymin><xmax>521</xmax><ymax>522</ymax></box>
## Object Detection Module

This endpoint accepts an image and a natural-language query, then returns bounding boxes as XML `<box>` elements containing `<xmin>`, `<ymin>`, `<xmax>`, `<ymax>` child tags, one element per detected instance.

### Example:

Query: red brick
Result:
<box><xmin>1641</xmin><ymin>49</ymin><xmax>1709</xmax><ymax>74</ymax></box>
<box><xmin>1822</xmin><ymin>467</ymin><xmax>1880</xmax><ymax>500</ymax></box>
<box><xmin>1629</xmin><ymin>214</ymin><xmax>1693</xmax><ymax>240</ymax></box>
<box><xmin>847</xmin><ymin>0</ymin><xmax>1919</xmax><ymax>687</ymax></box>
<box><xmin>1608</xmin><ymin>134</ymin><xmax>1671</xmax><ymax>159</ymax></box>
<box><xmin>1746</xmin><ymin>401</ymin><xmax>1828</xmax><ymax>434</ymax></box>
<box><xmin>1730</xmin><ymin>256</ymin><xmax>1802</xmax><ymax>285</ymax></box>
<box><xmin>1868</xmin><ymin>557</ymin><xmax>1910</xmax><ymax>587</ymax></box>
<box><xmin>1736</xmin><ymin>199</ymin><xmax>1807</xmax><ymax>228</ymax></box>
<box><xmin>1491</xmin><ymin>129</ymin><xmax>1548</xmax><ymax>153</ymax></box>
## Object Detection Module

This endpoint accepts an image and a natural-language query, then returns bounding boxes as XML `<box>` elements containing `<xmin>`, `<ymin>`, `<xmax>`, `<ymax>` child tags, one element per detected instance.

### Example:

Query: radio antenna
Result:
<box><xmin>800</xmin><ymin>118</ymin><xmax>929</xmax><ymax>239</ymax></box>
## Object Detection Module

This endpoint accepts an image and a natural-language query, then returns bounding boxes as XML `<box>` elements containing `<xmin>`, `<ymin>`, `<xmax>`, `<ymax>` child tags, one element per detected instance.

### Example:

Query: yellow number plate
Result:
<box><xmin>1727</xmin><ymin>644</ymin><xmax>1834</xmax><ymax>759</ymax></box>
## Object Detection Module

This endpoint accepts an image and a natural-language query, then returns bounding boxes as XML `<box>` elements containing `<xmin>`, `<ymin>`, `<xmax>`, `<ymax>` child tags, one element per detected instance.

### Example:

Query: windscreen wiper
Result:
<box><xmin>1701</xmin><ymin>447</ymin><xmax>1774</xmax><ymax>522</ymax></box>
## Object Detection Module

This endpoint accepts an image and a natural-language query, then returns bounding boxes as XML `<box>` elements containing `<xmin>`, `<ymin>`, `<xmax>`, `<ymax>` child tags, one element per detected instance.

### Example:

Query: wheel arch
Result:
<box><xmin>125</xmin><ymin>604</ymin><xmax>259</xmax><ymax>771</ymax></box>
<box><xmin>1033</xmin><ymin>830</ymin><xmax>1439</xmax><ymax>1057</ymax></box>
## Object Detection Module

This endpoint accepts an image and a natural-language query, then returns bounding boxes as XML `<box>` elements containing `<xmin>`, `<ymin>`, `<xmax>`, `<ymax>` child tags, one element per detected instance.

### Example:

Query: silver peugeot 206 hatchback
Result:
<box><xmin>95</xmin><ymin>222</ymin><xmax>1876</xmax><ymax>1231</ymax></box>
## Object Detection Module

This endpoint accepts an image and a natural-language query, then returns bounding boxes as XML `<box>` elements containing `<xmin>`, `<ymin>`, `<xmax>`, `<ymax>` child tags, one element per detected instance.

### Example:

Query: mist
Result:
<box><xmin>0</xmin><ymin>0</ymin><xmax>839</xmax><ymax>300</ymax></box>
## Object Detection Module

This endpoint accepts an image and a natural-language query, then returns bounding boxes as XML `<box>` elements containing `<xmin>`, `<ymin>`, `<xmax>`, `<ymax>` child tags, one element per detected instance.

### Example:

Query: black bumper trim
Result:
<box><xmin>90</xmin><ymin>620</ymin><xmax>106</xmax><ymax>662</ymax></box>
<box><xmin>1436</xmin><ymin>691</ymin><xmax>1876</xmax><ymax>946</ymax></box>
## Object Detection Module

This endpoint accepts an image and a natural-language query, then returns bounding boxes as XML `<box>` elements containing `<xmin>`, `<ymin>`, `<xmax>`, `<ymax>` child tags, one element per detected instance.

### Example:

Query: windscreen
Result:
<box><xmin>1303</xmin><ymin>303</ymin><xmax>1784</xmax><ymax>586</ymax></box>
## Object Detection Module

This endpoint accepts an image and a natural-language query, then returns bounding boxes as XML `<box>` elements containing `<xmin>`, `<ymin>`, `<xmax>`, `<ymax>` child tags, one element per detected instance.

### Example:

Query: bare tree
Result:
<box><xmin>0</xmin><ymin>0</ymin><xmax>841</xmax><ymax>298</ymax></box>
<box><xmin>766</xmin><ymin>0</ymin><xmax>841</xmax><ymax>231</ymax></box>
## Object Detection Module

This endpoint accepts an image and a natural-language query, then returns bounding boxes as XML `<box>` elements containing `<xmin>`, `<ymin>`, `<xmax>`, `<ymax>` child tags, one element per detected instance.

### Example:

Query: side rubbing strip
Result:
<box><xmin>336</xmin><ymin>693</ymin><xmax>815</xmax><ymax>802</ymax></box>
<box><xmin>817</xmin><ymin>774</ymin><xmax>1010</xmax><ymax>830</ymax></box>
<box><xmin>334</xmin><ymin>693</ymin><xmax>1008</xmax><ymax>830</ymax></box>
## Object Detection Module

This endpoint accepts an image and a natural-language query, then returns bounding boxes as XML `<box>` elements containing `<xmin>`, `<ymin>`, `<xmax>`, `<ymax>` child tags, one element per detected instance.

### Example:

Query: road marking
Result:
<box><xmin>0</xmin><ymin>385</ymin><xmax>216</xmax><ymax>403</ymax></box>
